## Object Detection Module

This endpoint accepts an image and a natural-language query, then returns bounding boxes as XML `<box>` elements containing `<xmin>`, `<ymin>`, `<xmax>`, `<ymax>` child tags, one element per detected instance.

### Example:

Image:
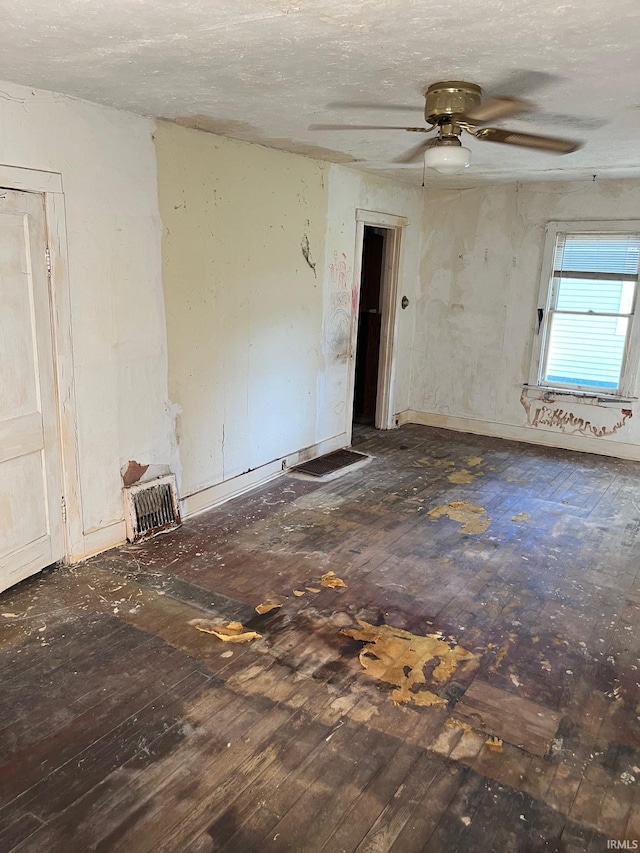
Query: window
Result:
<box><xmin>532</xmin><ymin>222</ymin><xmax>640</xmax><ymax>397</ymax></box>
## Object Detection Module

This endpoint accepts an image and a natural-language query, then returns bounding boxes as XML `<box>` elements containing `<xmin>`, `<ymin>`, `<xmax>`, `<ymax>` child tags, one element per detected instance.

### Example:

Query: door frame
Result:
<box><xmin>0</xmin><ymin>164</ymin><xmax>84</xmax><ymax>563</ymax></box>
<box><xmin>348</xmin><ymin>209</ymin><xmax>408</xmax><ymax>432</ymax></box>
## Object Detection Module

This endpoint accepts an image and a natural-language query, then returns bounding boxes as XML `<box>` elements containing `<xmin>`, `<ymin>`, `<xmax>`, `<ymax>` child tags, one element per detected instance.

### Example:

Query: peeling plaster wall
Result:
<box><xmin>155</xmin><ymin>122</ymin><xmax>423</xmax><ymax>502</ymax></box>
<box><xmin>0</xmin><ymin>80</ymin><xmax>172</xmax><ymax>547</ymax></box>
<box><xmin>411</xmin><ymin>178</ymin><xmax>640</xmax><ymax>458</ymax></box>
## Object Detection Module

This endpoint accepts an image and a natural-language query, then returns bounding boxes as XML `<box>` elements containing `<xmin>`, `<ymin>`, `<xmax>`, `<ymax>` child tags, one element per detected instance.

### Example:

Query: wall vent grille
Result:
<box><xmin>124</xmin><ymin>475</ymin><xmax>180</xmax><ymax>542</ymax></box>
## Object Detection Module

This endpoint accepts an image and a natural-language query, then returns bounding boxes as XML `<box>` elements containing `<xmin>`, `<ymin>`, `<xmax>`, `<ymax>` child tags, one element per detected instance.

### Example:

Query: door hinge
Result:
<box><xmin>61</xmin><ymin>495</ymin><xmax>67</xmax><ymax>523</ymax></box>
<box><xmin>45</xmin><ymin>247</ymin><xmax>52</xmax><ymax>277</ymax></box>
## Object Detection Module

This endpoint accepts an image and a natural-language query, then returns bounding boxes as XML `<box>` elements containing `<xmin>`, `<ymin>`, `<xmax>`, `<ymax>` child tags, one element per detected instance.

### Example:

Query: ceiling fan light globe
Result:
<box><xmin>424</xmin><ymin>145</ymin><xmax>471</xmax><ymax>174</ymax></box>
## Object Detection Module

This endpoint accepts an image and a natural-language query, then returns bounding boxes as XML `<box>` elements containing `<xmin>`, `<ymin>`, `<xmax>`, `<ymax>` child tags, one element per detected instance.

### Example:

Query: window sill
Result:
<box><xmin>522</xmin><ymin>384</ymin><xmax>636</xmax><ymax>407</ymax></box>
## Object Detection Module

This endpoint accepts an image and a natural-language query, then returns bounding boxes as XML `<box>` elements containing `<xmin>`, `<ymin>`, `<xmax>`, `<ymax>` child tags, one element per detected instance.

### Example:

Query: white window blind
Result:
<box><xmin>553</xmin><ymin>234</ymin><xmax>640</xmax><ymax>278</ymax></box>
<box><xmin>541</xmin><ymin>233</ymin><xmax>640</xmax><ymax>392</ymax></box>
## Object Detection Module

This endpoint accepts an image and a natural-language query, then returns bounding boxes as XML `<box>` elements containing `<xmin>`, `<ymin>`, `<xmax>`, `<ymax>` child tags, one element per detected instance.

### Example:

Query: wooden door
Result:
<box><xmin>0</xmin><ymin>188</ymin><xmax>64</xmax><ymax>593</ymax></box>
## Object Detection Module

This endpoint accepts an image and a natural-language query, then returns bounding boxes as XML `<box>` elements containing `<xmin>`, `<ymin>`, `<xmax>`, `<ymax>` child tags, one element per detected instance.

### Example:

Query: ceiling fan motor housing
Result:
<box><xmin>425</xmin><ymin>81</ymin><xmax>482</xmax><ymax>124</ymax></box>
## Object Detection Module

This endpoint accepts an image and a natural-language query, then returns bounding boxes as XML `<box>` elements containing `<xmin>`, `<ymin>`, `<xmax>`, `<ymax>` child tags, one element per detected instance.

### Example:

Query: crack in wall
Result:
<box><xmin>301</xmin><ymin>233</ymin><xmax>317</xmax><ymax>277</ymax></box>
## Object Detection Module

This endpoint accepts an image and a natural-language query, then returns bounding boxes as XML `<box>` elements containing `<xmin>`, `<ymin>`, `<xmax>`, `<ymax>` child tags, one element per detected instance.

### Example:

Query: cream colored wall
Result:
<box><xmin>410</xmin><ymin>178</ymin><xmax>640</xmax><ymax>458</ymax></box>
<box><xmin>155</xmin><ymin>122</ymin><xmax>424</xmax><ymax>504</ymax></box>
<box><xmin>155</xmin><ymin>121</ymin><xmax>330</xmax><ymax>498</ymax></box>
<box><xmin>0</xmin><ymin>80</ymin><xmax>172</xmax><ymax>554</ymax></box>
<box><xmin>0</xmin><ymin>80</ymin><xmax>423</xmax><ymax>554</ymax></box>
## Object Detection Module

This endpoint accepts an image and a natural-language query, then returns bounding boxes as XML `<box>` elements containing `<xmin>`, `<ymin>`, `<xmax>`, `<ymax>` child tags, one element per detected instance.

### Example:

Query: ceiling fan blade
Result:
<box><xmin>475</xmin><ymin>127</ymin><xmax>581</xmax><ymax>153</ymax></box>
<box><xmin>327</xmin><ymin>101</ymin><xmax>421</xmax><ymax>112</ymax></box>
<box><xmin>309</xmin><ymin>123</ymin><xmax>426</xmax><ymax>131</ymax></box>
<box><xmin>393</xmin><ymin>138</ymin><xmax>438</xmax><ymax>163</ymax></box>
<box><xmin>464</xmin><ymin>97</ymin><xmax>533</xmax><ymax>123</ymax></box>
<box><xmin>517</xmin><ymin>111</ymin><xmax>602</xmax><ymax>131</ymax></box>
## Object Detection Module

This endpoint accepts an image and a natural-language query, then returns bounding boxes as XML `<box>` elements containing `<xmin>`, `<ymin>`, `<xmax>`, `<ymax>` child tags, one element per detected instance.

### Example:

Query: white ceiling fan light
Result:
<box><xmin>424</xmin><ymin>140</ymin><xmax>472</xmax><ymax>174</ymax></box>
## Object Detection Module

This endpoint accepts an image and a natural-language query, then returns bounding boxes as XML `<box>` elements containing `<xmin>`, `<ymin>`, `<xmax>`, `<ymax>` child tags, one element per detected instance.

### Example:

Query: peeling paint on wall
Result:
<box><xmin>413</xmin><ymin>180</ymin><xmax>640</xmax><ymax>456</ymax></box>
<box><xmin>121</xmin><ymin>460</ymin><xmax>149</xmax><ymax>487</ymax></box>
<box><xmin>521</xmin><ymin>391</ymin><xmax>632</xmax><ymax>437</ymax></box>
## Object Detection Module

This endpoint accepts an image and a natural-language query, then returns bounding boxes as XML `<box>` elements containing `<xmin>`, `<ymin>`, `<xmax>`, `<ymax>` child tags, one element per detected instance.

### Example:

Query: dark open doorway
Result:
<box><xmin>353</xmin><ymin>225</ymin><xmax>388</xmax><ymax>425</ymax></box>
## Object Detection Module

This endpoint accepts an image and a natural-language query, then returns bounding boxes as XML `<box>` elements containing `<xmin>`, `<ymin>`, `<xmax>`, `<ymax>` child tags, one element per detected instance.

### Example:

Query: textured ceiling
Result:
<box><xmin>2</xmin><ymin>0</ymin><xmax>640</xmax><ymax>185</ymax></box>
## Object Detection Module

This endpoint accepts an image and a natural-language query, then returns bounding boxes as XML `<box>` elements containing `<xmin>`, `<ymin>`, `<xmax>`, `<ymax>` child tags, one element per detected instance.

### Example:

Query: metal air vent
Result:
<box><xmin>123</xmin><ymin>474</ymin><xmax>181</xmax><ymax>542</ymax></box>
<box><xmin>292</xmin><ymin>449</ymin><xmax>369</xmax><ymax>477</ymax></box>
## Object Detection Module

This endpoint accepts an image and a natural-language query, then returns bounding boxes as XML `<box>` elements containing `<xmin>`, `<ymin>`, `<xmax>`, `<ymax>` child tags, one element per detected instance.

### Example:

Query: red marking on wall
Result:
<box><xmin>521</xmin><ymin>392</ymin><xmax>632</xmax><ymax>437</ymax></box>
<box><xmin>329</xmin><ymin>251</ymin><xmax>351</xmax><ymax>291</ymax></box>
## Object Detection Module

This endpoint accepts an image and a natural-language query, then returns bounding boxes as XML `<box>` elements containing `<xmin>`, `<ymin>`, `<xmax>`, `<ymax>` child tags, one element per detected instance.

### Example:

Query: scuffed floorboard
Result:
<box><xmin>453</xmin><ymin>679</ymin><xmax>563</xmax><ymax>757</ymax></box>
<box><xmin>0</xmin><ymin>424</ymin><xmax>638</xmax><ymax>851</ymax></box>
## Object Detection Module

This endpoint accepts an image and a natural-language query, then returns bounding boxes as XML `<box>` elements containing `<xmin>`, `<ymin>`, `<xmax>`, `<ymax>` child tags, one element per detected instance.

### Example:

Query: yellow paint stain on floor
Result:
<box><xmin>446</xmin><ymin>717</ymin><xmax>475</xmax><ymax>733</ymax></box>
<box><xmin>466</xmin><ymin>456</ymin><xmax>483</xmax><ymax>468</ymax></box>
<box><xmin>428</xmin><ymin>501</ymin><xmax>491</xmax><ymax>535</ymax></box>
<box><xmin>446</xmin><ymin>719</ymin><xmax>505</xmax><ymax>757</ymax></box>
<box><xmin>511</xmin><ymin>512</ymin><xmax>531</xmax><ymax>524</ymax></box>
<box><xmin>413</xmin><ymin>457</ymin><xmax>455</xmax><ymax>469</ymax></box>
<box><xmin>491</xmin><ymin>632</ymin><xmax>517</xmax><ymax>670</ymax></box>
<box><xmin>255</xmin><ymin>600</ymin><xmax>282</xmax><ymax>615</ymax></box>
<box><xmin>485</xmin><ymin>736</ymin><xmax>504</xmax><ymax>752</ymax></box>
<box><xmin>342</xmin><ymin>620</ymin><xmax>478</xmax><ymax>708</ymax></box>
<box><xmin>447</xmin><ymin>469</ymin><xmax>484</xmax><ymax>485</ymax></box>
<box><xmin>189</xmin><ymin>618</ymin><xmax>261</xmax><ymax>643</ymax></box>
<box><xmin>319</xmin><ymin>571</ymin><xmax>347</xmax><ymax>589</ymax></box>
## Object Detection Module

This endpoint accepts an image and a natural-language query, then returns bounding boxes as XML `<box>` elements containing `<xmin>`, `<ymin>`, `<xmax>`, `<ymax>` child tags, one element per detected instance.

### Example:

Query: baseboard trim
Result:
<box><xmin>69</xmin><ymin>413</ymin><xmax>637</xmax><ymax>562</ymax></box>
<box><xmin>181</xmin><ymin>432</ymin><xmax>350</xmax><ymax>520</ymax></box>
<box><xmin>404</xmin><ymin>410</ymin><xmax>640</xmax><ymax>461</ymax></box>
<box><xmin>79</xmin><ymin>520</ymin><xmax>127</xmax><ymax>561</ymax></box>
<box><xmin>68</xmin><ymin>435</ymin><xmax>351</xmax><ymax>560</ymax></box>
<box><xmin>394</xmin><ymin>410</ymin><xmax>412</xmax><ymax>426</ymax></box>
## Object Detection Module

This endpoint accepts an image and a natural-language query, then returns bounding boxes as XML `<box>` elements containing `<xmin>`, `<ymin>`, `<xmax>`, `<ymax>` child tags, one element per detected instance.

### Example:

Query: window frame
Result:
<box><xmin>529</xmin><ymin>220</ymin><xmax>640</xmax><ymax>400</ymax></box>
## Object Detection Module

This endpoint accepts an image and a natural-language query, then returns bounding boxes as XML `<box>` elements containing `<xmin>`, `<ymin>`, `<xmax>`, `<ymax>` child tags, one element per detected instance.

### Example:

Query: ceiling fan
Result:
<box><xmin>310</xmin><ymin>81</ymin><xmax>582</xmax><ymax>174</ymax></box>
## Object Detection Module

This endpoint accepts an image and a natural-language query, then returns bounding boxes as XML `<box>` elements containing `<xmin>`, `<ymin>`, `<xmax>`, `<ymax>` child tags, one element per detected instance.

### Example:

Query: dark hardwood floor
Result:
<box><xmin>1</xmin><ymin>425</ymin><xmax>639</xmax><ymax>852</ymax></box>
